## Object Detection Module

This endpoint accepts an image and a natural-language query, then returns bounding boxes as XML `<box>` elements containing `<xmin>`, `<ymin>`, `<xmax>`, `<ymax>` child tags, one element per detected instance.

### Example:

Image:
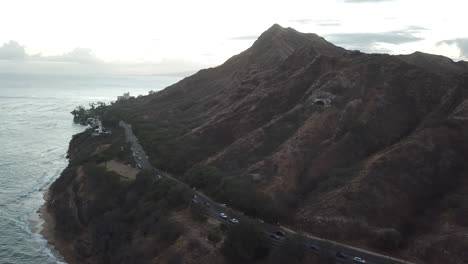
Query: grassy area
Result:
<box><xmin>81</xmin><ymin>102</ymin><xmax>285</xmax><ymax>222</ymax></box>
<box><xmin>183</xmin><ymin>163</ymin><xmax>285</xmax><ymax>222</ymax></box>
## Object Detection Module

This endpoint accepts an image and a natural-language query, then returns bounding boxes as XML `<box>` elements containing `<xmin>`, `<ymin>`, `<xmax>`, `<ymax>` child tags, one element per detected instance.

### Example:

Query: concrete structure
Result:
<box><xmin>91</xmin><ymin>119</ymin><xmax>111</xmax><ymax>136</ymax></box>
<box><xmin>308</xmin><ymin>91</ymin><xmax>335</xmax><ymax>108</ymax></box>
<box><xmin>86</xmin><ymin>117</ymin><xmax>98</xmax><ymax>127</ymax></box>
<box><xmin>117</xmin><ymin>92</ymin><xmax>135</xmax><ymax>101</ymax></box>
<box><xmin>313</xmin><ymin>98</ymin><xmax>332</xmax><ymax>107</ymax></box>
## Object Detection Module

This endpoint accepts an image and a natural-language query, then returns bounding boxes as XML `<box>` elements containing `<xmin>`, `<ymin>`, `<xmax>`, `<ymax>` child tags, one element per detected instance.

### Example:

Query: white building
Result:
<box><xmin>117</xmin><ymin>92</ymin><xmax>134</xmax><ymax>101</ymax></box>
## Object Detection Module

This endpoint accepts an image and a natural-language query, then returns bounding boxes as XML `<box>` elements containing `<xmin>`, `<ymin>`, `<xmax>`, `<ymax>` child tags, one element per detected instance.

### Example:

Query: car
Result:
<box><xmin>155</xmin><ymin>175</ymin><xmax>162</xmax><ymax>180</ymax></box>
<box><xmin>275</xmin><ymin>230</ymin><xmax>286</xmax><ymax>237</ymax></box>
<box><xmin>220</xmin><ymin>203</ymin><xmax>227</xmax><ymax>208</ymax></box>
<box><xmin>256</xmin><ymin>219</ymin><xmax>265</xmax><ymax>224</ymax></box>
<box><xmin>219</xmin><ymin>213</ymin><xmax>228</xmax><ymax>219</ymax></box>
<box><xmin>230</xmin><ymin>218</ymin><xmax>239</xmax><ymax>224</ymax></box>
<box><xmin>269</xmin><ymin>234</ymin><xmax>280</xmax><ymax>240</ymax></box>
<box><xmin>193</xmin><ymin>195</ymin><xmax>198</xmax><ymax>199</ymax></box>
<box><xmin>137</xmin><ymin>163</ymin><xmax>142</xmax><ymax>169</ymax></box>
<box><xmin>336</xmin><ymin>251</ymin><xmax>347</xmax><ymax>259</ymax></box>
<box><xmin>191</xmin><ymin>199</ymin><xmax>198</xmax><ymax>203</ymax></box>
<box><xmin>203</xmin><ymin>201</ymin><xmax>210</xmax><ymax>207</ymax></box>
<box><xmin>353</xmin><ymin>257</ymin><xmax>366</xmax><ymax>263</ymax></box>
<box><xmin>309</xmin><ymin>244</ymin><xmax>320</xmax><ymax>251</ymax></box>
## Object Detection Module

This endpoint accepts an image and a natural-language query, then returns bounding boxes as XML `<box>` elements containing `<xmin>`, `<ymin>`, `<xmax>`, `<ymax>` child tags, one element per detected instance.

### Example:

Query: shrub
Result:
<box><xmin>189</xmin><ymin>205</ymin><xmax>207</xmax><ymax>222</ymax></box>
<box><xmin>157</xmin><ymin>217</ymin><xmax>185</xmax><ymax>247</ymax></box>
<box><xmin>373</xmin><ymin>228</ymin><xmax>402</xmax><ymax>251</ymax></box>
<box><xmin>221</xmin><ymin>219</ymin><xmax>267</xmax><ymax>262</ymax></box>
<box><xmin>214</xmin><ymin>177</ymin><xmax>285</xmax><ymax>222</ymax></box>
<box><xmin>167</xmin><ymin>250</ymin><xmax>183</xmax><ymax>264</ymax></box>
<box><xmin>269</xmin><ymin>234</ymin><xmax>307</xmax><ymax>264</ymax></box>
<box><xmin>183</xmin><ymin>163</ymin><xmax>223</xmax><ymax>193</ymax></box>
<box><xmin>207</xmin><ymin>230</ymin><xmax>222</xmax><ymax>245</ymax></box>
<box><xmin>456</xmin><ymin>204</ymin><xmax>468</xmax><ymax>227</ymax></box>
<box><xmin>166</xmin><ymin>184</ymin><xmax>192</xmax><ymax>209</ymax></box>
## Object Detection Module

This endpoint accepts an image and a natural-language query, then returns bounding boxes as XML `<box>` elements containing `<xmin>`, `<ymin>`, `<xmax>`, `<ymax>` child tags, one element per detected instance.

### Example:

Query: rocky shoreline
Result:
<box><xmin>36</xmin><ymin>191</ymin><xmax>76</xmax><ymax>264</ymax></box>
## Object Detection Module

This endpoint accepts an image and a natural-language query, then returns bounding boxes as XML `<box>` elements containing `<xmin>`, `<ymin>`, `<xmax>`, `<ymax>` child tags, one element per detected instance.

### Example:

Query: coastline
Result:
<box><xmin>30</xmin><ymin>191</ymin><xmax>76</xmax><ymax>264</ymax></box>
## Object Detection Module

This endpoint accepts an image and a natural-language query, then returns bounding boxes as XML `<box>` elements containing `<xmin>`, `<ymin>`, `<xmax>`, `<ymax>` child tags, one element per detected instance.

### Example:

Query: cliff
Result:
<box><xmin>46</xmin><ymin>24</ymin><xmax>468</xmax><ymax>264</ymax></box>
<box><xmin>42</xmin><ymin>129</ymin><xmax>227</xmax><ymax>264</ymax></box>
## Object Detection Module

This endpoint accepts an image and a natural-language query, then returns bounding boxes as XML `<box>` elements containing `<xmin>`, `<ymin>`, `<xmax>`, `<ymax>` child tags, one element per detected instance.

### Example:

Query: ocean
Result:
<box><xmin>0</xmin><ymin>73</ymin><xmax>181</xmax><ymax>264</ymax></box>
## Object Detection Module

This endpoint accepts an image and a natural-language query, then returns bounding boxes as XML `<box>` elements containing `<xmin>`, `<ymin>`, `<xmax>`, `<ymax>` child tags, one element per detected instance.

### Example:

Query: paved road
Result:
<box><xmin>118</xmin><ymin>121</ymin><xmax>416</xmax><ymax>264</ymax></box>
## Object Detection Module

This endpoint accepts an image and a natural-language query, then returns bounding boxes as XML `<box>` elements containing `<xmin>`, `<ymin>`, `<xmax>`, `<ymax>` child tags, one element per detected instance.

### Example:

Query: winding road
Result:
<box><xmin>118</xmin><ymin>121</ymin><xmax>416</xmax><ymax>264</ymax></box>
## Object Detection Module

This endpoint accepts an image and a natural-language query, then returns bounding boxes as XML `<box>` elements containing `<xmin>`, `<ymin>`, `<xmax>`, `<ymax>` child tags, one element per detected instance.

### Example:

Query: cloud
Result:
<box><xmin>0</xmin><ymin>41</ymin><xmax>28</xmax><ymax>60</ymax></box>
<box><xmin>344</xmin><ymin>0</ymin><xmax>394</xmax><ymax>3</ymax></box>
<box><xmin>289</xmin><ymin>19</ymin><xmax>314</xmax><ymax>24</ymax></box>
<box><xmin>0</xmin><ymin>40</ymin><xmax>100</xmax><ymax>64</ymax></box>
<box><xmin>405</xmin><ymin>26</ymin><xmax>428</xmax><ymax>33</ymax></box>
<box><xmin>0</xmin><ymin>40</ymin><xmax>203</xmax><ymax>75</ymax></box>
<box><xmin>317</xmin><ymin>21</ymin><xmax>341</xmax><ymax>27</ymax></box>
<box><xmin>289</xmin><ymin>19</ymin><xmax>341</xmax><ymax>27</ymax></box>
<box><xmin>326</xmin><ymin>27</ymin><xmax>426</xmax><ymax>52</ymax></box>
<box><xmin>45</xmin><ymin>48</ymin><xmax>100</xmax><ymax>63</ymax></box>
<box><xmin>229</xmin><ymin>35</ymin><xmax>258</xmax><ymax>40</ymax></box>
<box><xmin>437</xmin><ymin>38</ymin><xmax>468</xmax><ymax>59</ymax></box>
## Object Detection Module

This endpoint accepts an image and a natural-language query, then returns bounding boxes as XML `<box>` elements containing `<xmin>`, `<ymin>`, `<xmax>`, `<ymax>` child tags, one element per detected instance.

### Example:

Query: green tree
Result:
<box><xmin>269</xmin><ymin>234</ymin><xmax>307</xmax><ymax>264</ymax></box>
<box><xmin>222</xmin><ymin>219</ymin><xmax>267</xmax><ymax>262</ymax></box>
<box><xmin>373</xmin><ymin>228</ymin><xmax>402</xmax><ymax>251</ymax></box>
<box><xmin>166</xmin><ymin>184</ymin><xmax>192</xmax><ymax>209</ymax></box>
<box><xmin>183</xmin><ymin>163</ymin><xmax>223</xmax><ymax>192</ymax></box>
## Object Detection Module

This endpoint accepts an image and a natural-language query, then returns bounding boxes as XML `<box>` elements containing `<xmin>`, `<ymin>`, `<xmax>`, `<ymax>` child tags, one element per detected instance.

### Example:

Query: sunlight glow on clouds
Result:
<box><xmin>0</xmin><ymin>0</ymin><xmax>467</xmax><ymax>75</ymax></box>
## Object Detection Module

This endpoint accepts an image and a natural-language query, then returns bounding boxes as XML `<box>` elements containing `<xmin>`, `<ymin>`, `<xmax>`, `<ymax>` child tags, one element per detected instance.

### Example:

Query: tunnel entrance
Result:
<box><xmin>314</xmin><ymin>100</ymin><xmax>326</xmax><ymax>107</ymax></box>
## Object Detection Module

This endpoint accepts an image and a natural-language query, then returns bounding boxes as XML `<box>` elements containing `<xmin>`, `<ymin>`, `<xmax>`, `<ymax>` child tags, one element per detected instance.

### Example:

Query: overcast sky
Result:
<box><xmin>0</xmin><ymin>0</ymin><xmax>467</xmax><ymax>75</ymax></box>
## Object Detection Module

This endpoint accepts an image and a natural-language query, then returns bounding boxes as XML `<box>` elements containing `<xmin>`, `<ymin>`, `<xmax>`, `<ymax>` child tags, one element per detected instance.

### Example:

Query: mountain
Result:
<box><xmin>46</xmin><ymin>25</ymin><xmax>468</xmax><ymax>264</ymax></box>
<box><xmin>397</xmin><ymin>51</ymin><xmax>468</xmax><ymax>74</ymax></box>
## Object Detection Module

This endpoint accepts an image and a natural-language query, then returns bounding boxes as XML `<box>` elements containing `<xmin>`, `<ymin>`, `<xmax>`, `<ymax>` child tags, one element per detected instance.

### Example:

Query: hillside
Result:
<box><xmin>64</xmin><ymin>24</ymin><xmax>468</xmax><ymax>263</ymax></box>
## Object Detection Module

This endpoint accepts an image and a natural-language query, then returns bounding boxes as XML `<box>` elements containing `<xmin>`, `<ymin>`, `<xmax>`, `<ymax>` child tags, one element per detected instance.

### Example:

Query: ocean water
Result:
<box><xmin>0</xmin><ymin>73</ymin><xmax>181</xmax><ymax>264</ymax></box>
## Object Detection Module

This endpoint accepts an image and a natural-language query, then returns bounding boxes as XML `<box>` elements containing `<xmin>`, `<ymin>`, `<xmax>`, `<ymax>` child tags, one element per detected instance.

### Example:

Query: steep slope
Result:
<box><xmin>397</xmin><ymin>51</ymin><xmax>468</xmax><ymax>74</ymax></box>
<box><xmin>105</xmin><ymin>25</ymin><xmax>468</xmax><ymax>263</ymax></box>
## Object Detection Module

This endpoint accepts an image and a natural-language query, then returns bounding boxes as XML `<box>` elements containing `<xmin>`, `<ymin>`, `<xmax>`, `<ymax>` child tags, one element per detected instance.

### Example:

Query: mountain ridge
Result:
<box><xmin>49</xmin><ymin>24</ymin><xmax>468</xmax><ymax>264</ymax></box>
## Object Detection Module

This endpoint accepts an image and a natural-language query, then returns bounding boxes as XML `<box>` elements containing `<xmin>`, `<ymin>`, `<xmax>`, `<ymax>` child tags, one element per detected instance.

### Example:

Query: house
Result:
<box><xmin>117</xmin><ymin>92</ymin><xmax>134</xmax><ymax>101</ymax></box>
<box><xmin>91</xmin><ymin>119</ymin><xmax>111</xmax><ymax>136</ymax></box>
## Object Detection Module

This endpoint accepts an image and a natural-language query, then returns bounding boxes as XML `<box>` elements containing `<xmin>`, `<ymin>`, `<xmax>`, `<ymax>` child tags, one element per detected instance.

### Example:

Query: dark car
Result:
<box><xmin>336</xmin><ymin>251</ymin><xmax>347</xmax><ymax>259</ymax></box>
<box><xmin>309</xmin><ymin>244</ymin><xmax>320</xmax><ymax>251</ymax></box>
<box><xmin>275</xmin><ymin>230</ymin><xmax>286</xmax><ymax>237</ymax></box>
<box><xmin>270</xmin><ymin>234</ymin><xmax>280</xmax><ymax>240</ymax></box>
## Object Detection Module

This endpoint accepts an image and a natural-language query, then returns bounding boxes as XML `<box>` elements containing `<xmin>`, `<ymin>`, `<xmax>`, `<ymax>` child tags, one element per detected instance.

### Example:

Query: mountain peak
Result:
<box><xmin>258</xmin><ymin>23</ymin><xmax>305</xmax><ymax>41</ymax></box>
<box><xmin>251</xmin><ymin>24</ymin><xmax>345</xmax><ymax>60</ymax></box>
<box><xmin>265</xmin><ymin>23</ymin><xmax>285</xmax><ymax>32</ymax></box>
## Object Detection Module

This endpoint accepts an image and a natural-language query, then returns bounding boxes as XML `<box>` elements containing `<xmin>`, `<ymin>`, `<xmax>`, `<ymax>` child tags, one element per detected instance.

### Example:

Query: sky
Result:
<box><xmin>0</xmin><ymin>0</ymin><xmax>467</xmax><ymax>75</ymax></box>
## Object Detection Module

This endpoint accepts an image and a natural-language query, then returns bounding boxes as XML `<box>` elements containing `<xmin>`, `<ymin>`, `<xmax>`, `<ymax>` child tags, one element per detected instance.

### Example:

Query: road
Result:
<box><xmin>118</xmin><ymin>121</ymin><xmax>416</xmax><ymax>264</ymax></box>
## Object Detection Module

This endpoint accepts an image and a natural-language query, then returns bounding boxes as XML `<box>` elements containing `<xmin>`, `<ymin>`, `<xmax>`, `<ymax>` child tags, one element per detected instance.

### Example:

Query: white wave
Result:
<box><xmin>26</xmin><ymin>205</ymin><xmax>68</xmax><ymax>264</ymax></box>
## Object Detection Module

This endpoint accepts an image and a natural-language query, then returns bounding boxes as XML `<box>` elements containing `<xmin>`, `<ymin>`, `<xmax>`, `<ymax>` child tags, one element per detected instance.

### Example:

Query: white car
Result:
<box><xmin>229</xmin><ymin>218</ymin><xmax>239</xmax><ymax>224</ymax></box>
<box><xmin>137</xmin><ymin>163</ymin><xmax>142</xmax><ymax>169</ymax></box>
<box><xmin>353</xmin><ymin>257</ymin><xmax>366</xmax><ymax>263</ymax></box>
<box><xmin>219</xmin><ymin>213</ymin><xmax>228</xmax><ymax>219</ymax></box>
